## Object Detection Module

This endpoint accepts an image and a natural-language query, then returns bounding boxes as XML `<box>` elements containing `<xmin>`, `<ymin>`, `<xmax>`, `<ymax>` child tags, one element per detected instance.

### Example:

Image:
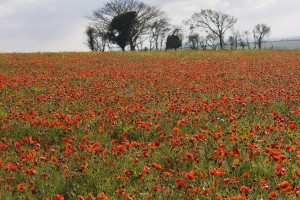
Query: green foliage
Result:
<box><xmin>107</xmin><ymin>11</ymin><xmax>138</xmax><ymax>51</ymax></box>
<box><xmin>166</xmin><ymin>35</ymin><xmax>182</xmax><ymax>50</ymax></box>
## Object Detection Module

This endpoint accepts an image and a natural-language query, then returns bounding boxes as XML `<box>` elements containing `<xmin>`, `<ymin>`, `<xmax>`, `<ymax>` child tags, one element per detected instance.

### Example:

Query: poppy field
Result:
<box><xmin>0</xmin><ymin>50</ymin><xmax>300</xmax><ymax>200</ymax></box>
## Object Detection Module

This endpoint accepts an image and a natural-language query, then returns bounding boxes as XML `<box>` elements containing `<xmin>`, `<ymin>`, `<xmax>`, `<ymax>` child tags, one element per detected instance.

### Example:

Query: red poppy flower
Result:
<box><xmin>5</xmin><ymin>184</ymin><xmax>11</xmax><ymax>191</ymax></box>
<box><xmin>200</xmin><ymin>188</ymin><xmax>211</xmax><ymax>195</ymax></box>
<box><xmin>143</xmin><ymin>165</ymin><xmax>150</xmax><ymax>174</ymax></box>
<box><xmin>173</xmin><ymin>127</ymin><xmax>179</xmax><ymax>136</ymax></box>
<box><xmin>163</xmin><ymin>171</ymin><xmax>172</xmax><ymax>178</ymax></box>
<box><xmin>53</xmin><ymin>194</ymin><xmax>64</xmax><ymax>200</ymax></box>
<box><xmin>152</xmin><ymin>163</ymin><xmax>163</xmax><ymax>171</ymax></box>
<box><xmin>17</xmin><ymin>183</ymin><xmax>26</xmax><ymax>191</ymax></box>
<box><xmin>268</xmin><ymin>191</ymin><xmax>278</xmax><ymax>198</ymax></box>
<box><xmin>97</xmin><ymin>193</ymin><xmax>108</xmax><ymax>199</ymax></box>
<box><xmin>175</xmin><ymin>180</ymin><xmax>186</xmax><ymax>189</ymax></box>
<box><xmin>240</xmin><ymin>186</ymin><xmax>251</xmax><ymax>193</ymax></box>
<box><xmin>277</xmin><ymin>181</ymin><xmax>290</xmax><ymax>190</ymax></box>
<box><xmin>230</xmin><ymin>147</ymin><xmax>239</xmax><ymax>157</ymax></box>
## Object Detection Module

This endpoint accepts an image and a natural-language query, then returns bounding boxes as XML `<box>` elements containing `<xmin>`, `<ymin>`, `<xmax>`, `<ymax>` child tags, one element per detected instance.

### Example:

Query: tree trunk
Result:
<box><xmin>155</xmin><ymin>38</ymin><xmax>159</xmax><ymax>50</ymax></box>
<box><xmin>247</xmin><ymin>41</ymin><xmax>250</xmax><ymax>50</ymax></box>
<box><xmin>219</xmin><ymin>35</ymin><xmax>223</xmax><ymax>50</ymax></box>
<box><xmin>258</xmin><ymin>37</ymin><xmax>262</xmax><ymax>49</ymax></box>
<box><xmin>130</xmin><ymin>41</ymin><xmax>136</xmax><ymax>51</ymax></box>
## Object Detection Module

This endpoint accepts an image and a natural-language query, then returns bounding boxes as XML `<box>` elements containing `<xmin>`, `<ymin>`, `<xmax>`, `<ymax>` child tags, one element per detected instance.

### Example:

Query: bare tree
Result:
<box><xmin>242</xmin><ymin>30</ymin><xmax>251</xmax><ymax>50</ymax></box>
<box><xmin>85</xmin><ymin>26</ymin><xmax>108</xmax><ymax>51</ymax></box>
<box><xmin>86</xmin><ymin>26</ymin><xmax>97</xmax><ymax>51</ymax></box>
<box><xmin>184</xmin><ymin>9</ymin><xmax>237</xmax><ymax>50</ymax></box>
<box><xmin>89</xmin><ymin>0</ymin><xmax>167</xmax><ymax>51</ymax></box>
<box><xmin>206</xmin><ymin>34</ymin><xmax>218</xmax><ymax>50</ymax></box>
<box><xmin>239</xmin><ymin>40</ymin><xmax>246</xmax><ymax>50</ymax></box>
<box><xmin>228</xmin><ymin>36</ymin><xmax>235</xmax><ymax>50</ymax></box>
<box><xmin>233</xmin><ymin>29</ymin><xmax>240</xmax><ymax>49</ymax></box>
<box><xmin>227</xmin><ymin>29</ymin><xmax>240</xmax><ymax>50</ymax></box>
<box><xmin>149</xmin><ymin>17</ymin><xmax>170</xmax><ymax>50</ymax></box>
<box><xmin>238</xmin><ymin>32</ymin><xmax>246</xmax><ymax>50</ymax></box>
<box><xmin>187</xmin><ymin>33</ymin><xmax>200</xmax><ymax>50</ymax></box>
<box><xmin>198</xmin><ymin>36</ymin><xmax>209</xmax><ymax>50</ymax></box>
<box><xmin>135</xmin><ymin>35</ymin><xmax>148</xmax><ymax>50</ymax></box>
<box><xmin>253</xmin><ymin>23</ymin><xmax>271</xmax><ymax>49</ymax></box>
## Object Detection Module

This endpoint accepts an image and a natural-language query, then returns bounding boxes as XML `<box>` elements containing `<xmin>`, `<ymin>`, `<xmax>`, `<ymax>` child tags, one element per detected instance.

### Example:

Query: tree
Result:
<box><xmin>239</xmin><ymin>40</ymin><xmax>246</xmax><ymax>50</ymax></box>
<box><xmin>227</xmin><ymin>29</ymin><xmax>240</xmax><ymax>50</ymax></box>
<box><xmin>188</xmin><ymin>33</ymin><xmax>215</xmax><ymax>50</ymax></box>
<box><xmin>149</xmin><ymin>18</ymin><xmax>170</xmax><ymax>50</ymax></box>
<box><xmin>241</xmin><ymin>30</ymin><xmax>251</xmax><ymax>50</ymax></box>
<box><xmin>187</xmin><ymin>33</ymin><xmax>200</xmax><ymax>50</ymax></box>
<box><xmin>185</xmin><ymin>9</ymin><xmax>237</xmax><ymax>50</ymax></box>
<box><xmin>166</xmin><ymin>28</ymin><xmax>183</xmax><ymax>50</ymax></box>
<box><xmin>228</xmin><ymin>36</ymin><xmax>236</xmax><ymax>50</ymax></box>
<box><xmin>198</xmin><ymin>36</ymin><xmax>209</xmax><ymax>50</ymax></box>
<box><xmin>206</xmin><ymin>34</ymin><xmax>218</xmax><ymax>50</ymax></box>
<box><xmin>89</xmin><ymin>0</ymin><xmax>167</xmax><ymax>51</ymax></box>
<box><xmin>166</xmin><ymin>35</ymin><xmax>182</xmax><ymax>50</ymax></box>
<box><xmin>85</xmin><ymin>26</ymin><xmax>109</xmax><ymax>52</ymax></box>
<box><xmin>253</xmin><ymin>23</ymin><xmax>271</xmax><ymax>49</ymax></box>
<box><xmin>86</xmin><ymin>26</ymin><xmax>97</xmax><ymax>51</ymax></box>
<box><xmin>107</xmin><ymin>11</ymin><xmax>137</xmax><ymax>51</ymax></box>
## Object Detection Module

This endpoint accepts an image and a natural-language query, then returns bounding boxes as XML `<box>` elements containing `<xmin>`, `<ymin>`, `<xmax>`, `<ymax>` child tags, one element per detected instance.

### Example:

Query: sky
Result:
<box><xmin>0</xmin><ymin>0</ymin><xmax>299</xmax><ymax>52</ymax></box>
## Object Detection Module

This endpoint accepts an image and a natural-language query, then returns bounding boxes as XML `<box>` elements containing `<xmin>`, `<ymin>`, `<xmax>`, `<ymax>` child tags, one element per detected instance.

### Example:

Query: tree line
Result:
<box><xmin>86</xmin><ymin>0</ymin><xmax>271</xmax><ymax>51</ymax></box>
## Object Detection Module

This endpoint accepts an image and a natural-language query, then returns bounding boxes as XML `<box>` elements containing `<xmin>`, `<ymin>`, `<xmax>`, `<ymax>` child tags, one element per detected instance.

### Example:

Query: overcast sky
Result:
<box><xmin>0</xmin><ymin>0</ymin><xmax>299</xmax><ymax>52</ymax></box>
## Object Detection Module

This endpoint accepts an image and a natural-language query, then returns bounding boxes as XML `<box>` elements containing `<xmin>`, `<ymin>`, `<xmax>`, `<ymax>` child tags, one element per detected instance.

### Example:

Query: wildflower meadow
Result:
<box><xmin>0</xmin><ymin>50</ymin><xmax>300</xmax><ymax>199</ymax></box>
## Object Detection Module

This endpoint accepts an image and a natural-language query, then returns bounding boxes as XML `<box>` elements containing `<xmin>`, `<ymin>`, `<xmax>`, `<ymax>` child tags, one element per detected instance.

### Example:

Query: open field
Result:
<box><xmin>0</xmin><ymin>51</ymin><xmax>300</xmax><ymax>199</ymax></box>
<box><xmin>264</xmin><ymin>40</ymin><xmax>300</xmax><ymax>50</ymax></box>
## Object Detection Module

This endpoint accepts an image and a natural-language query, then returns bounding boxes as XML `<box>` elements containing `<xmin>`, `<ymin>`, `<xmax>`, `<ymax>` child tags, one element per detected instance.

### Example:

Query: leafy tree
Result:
<box><xmin>166</xmin><ymin>35</ymin><xmax>182</xmax><ymax>50</ymax></box>
<box><xmin>185</xmin><ymin>9</ymin><xmax>237</xmax><ymax>50</ymax></box>
<box><xmin>107</xmin><ymin>11</ymin><xmax>137</xmax><ymax>51</ymax></box>
<box><xmin>89</xmin><ymin>0</ymin><xmax>166</xmax><ymax>51</ymax></box>
<box><xmin>253</xmin><ymin>23</ymin><xmax>271</xmax><ymax>49</ymax></box>
<box><xmin>166</xmin><ymin>28</ymin><xmax>183</xmax><ymax>50</ymax></box>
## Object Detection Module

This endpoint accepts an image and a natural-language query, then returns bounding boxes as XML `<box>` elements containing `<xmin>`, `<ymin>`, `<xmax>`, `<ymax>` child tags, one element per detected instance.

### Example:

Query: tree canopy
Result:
<box><xmin>107</xmin><ymin>11</ymin><xmax>137</xmax><ymax>51</ymax></box>
<box><xmin>86</xmin><ymin>0</ymin><xmax>273</xmax><ymax>51</ymax></box>
<box><xmin>89</xmin><ymin>0</ymin><xmax>167</xmax><ymax>51</ymax></box>
<box><xmin>184</xmin><ymin>9</ymin><xmax>237</xmax><ymax>50</ymax></box>
<box><xmin>166</xmin><ymin>35</ymin><xmax>182</xmax><ymax>50</ymax></box>
<box><xmin>253</xmin><ymin>23</ymin><xmax>271</xmax><ymax>49</ymax></box>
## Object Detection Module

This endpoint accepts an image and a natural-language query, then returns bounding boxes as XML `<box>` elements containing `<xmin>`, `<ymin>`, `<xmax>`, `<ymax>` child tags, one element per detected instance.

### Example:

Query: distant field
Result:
<box><xmin>264</xmin><ymin>40</ymin><xmax>300</xmax><ymax>50</ymax></box>
<box><xmin>0</xmin><ymin>51</ymin><xmax>300</xmax><ymax>200</ymax></box>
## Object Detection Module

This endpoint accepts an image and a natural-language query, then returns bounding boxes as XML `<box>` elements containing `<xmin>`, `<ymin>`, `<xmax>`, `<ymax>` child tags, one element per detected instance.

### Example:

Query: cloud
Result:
<box><xmin>0</xmin><ymin>0</ymin><xmax>100</xmax><ymax>52</ymax></box>
<box><xmin>148</xmin><ymin>0</ymin><xmax>300</xmax><ymax>38</ymax></box>
<box><xmin>0</xmin><ymin>0</ymin><xmax>299</xmax><ymax>52</ymax></box>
